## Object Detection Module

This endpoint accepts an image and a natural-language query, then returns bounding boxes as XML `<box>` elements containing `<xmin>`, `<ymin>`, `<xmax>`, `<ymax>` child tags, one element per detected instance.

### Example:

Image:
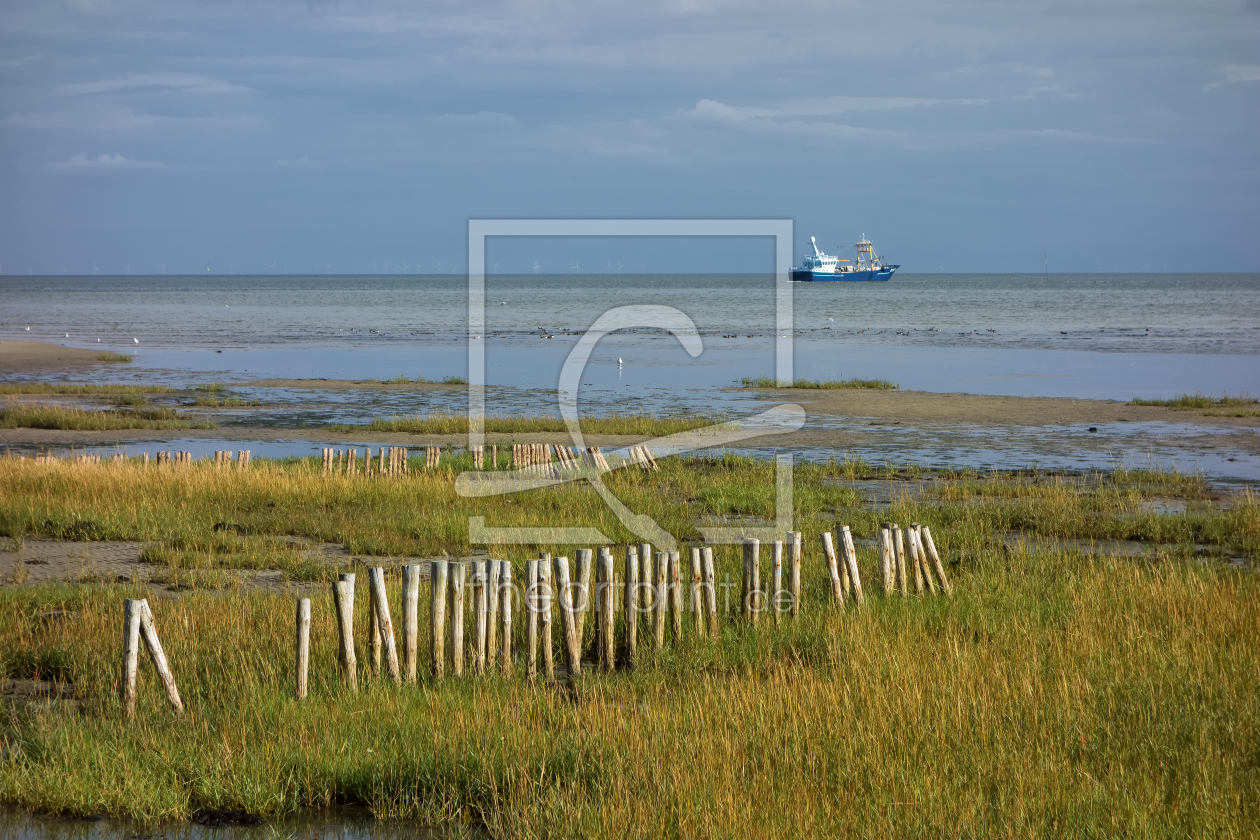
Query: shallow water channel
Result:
<box><xmin>0</xmin><ymin>809</ymin><xmax>472</xmax><ymax>839</ymax></box>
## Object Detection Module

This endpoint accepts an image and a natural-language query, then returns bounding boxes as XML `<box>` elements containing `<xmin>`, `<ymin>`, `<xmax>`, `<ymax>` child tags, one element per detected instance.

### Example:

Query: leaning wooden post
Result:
<box><xmin>430</xmin><ymin>560</ymin><xmax>449</xmax><ymax>679</ymax></box>
<box><xmin>771</xmin><ymin>540</ymin><xmax>784</xmax><ymax>627</ymax></box>
<box><xmin>921</xmin><ymin>525</ymin><xmax>953</xmax><ymax>596</ymax></box>
<box><xmin>669</xmin><ymin>550</ymin><xmax>683</xmax><ymax>642</ymax></box>
<box><xmin>789</xmin><ymin>531</ymin><xmax>802</xmax><ymax>619</ymax></box>
<box><xmin>574</xmin><ymin>549</ymin><xmax>592</xmax><ymax>655</ymax></box>
<box><xmin>908</xmin><ymin>526</ymin><xmax>927</xmax><ymax>594</ymax></box>
<box><xmin>486</xmin><ymin>558</ymin><xmax>500</xmax><ymax>662</ymax></box>
<box><xmin>526</xmin><ymin>560</ymin><xmax>540</xmax><ymax>681</ymax></box>
<box><xmin>892</xmin><ymin>525</ymin><xmax>908</xmax><ymax>596</ymax></box>
<box><xmin>821</xmin><ymin>532</ymin><xmax>844</xmax><ymax>605</ymax></box>
<box><xmin>839</xmin><ymin>526</ymin><xmax>866</xmax><ymax>606</ymax></box>
<box><xmin>702</xmin><ymin>547</ymin><xmax>718</xmax><ymax>637</ymax></box>
<box><xmin>652</xmin><ymin>552</ymin><xmax>668</xmax><ymax>649</ymax></box>
<box><xmin>624</xmin><ymin>545</ymin><xmax>639</xmax><ymax>667</ymax></box>
<box><xmin>121</xmin><ymin>599</ymin><xmax>142</xmax><ymax>719</ymax></box>
<box><xmin>472</xmin><ymin>561</ymin><xmax>488</xmax><ymax>676</ymax></box>
<box><xmin>554</xmin><ymin>556</ymin><xmax>581</xmax><ymax>676</ymax></box>
<box><xmin>540</xmin><ymin>553</ymin><xmax>555</xmax><ymax>680</ymax></box>
<box><xmin>369</xmin><ymin>568</ymin><xmax>401</xmax><ymax>684</ymax></box>
<box><xmin>295</xmin><ymin>598</ymin><xmax>311</xmax><ymax>700</ymax></box>
<box><xmin>689</xmin><ymin>547</ymin><xmax>704</xmax><ymax>637</ymax></box>
<box><xmin>499</xmin><ymin>561</ymin><xmax>513</xmax><ymax>676</ymax></box>
<box><xmin>137</xmin><ymin>600</ymin><xmax>184</xmax><ymax>713</ymax></box>
<box><xmin>334</xmin><ymin>573</ymin><xmax>358</xmax><ymax>691</ymax></box>
<box><xmin>450</xmin><ymin>563</ymin><xmax>466</xmax><ymax>677</ymax></box>
<box><xmin>599</xmin><ymin>550</ymin><xmax>616</xmax><ymax>670</ymax></box>
<box><xmin>401</xmin><ymin>565</ymin><xmax>421</xmax><ymax>683</ymax></box>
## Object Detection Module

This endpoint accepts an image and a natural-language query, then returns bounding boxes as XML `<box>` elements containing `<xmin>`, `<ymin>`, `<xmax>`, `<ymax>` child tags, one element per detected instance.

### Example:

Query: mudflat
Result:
<box><xmin>0</xmin><ymin>339</ymin><xmax>126</xmax><ymax>372</ymax></box>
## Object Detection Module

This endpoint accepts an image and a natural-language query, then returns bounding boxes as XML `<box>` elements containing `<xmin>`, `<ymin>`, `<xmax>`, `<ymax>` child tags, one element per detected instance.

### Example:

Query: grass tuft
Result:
<box><xmin>93</xmin><ymin>352</ymin><xmax>133</xmax><ymax>363</ymax></box>
<box><xmin>741</xmin><ymin>376</ymin><xmax>899</xmax><ymax>390</ymax></box>
<box><xmin>1130</xmin><ymin>392</ymin><xmax>1257</xmax><ymax>410</ymax></box>
<box><xmin>0</xmin><ymin>404</ymin><xmax>213</xmax><ymax>431</ymax></box>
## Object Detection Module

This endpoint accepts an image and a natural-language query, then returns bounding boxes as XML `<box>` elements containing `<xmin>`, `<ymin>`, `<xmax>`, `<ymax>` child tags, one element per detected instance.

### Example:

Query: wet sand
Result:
<box><xmin>0</xmin><ymin>339</ymin><xmax>130</xmax><ymax>372</ymax></box>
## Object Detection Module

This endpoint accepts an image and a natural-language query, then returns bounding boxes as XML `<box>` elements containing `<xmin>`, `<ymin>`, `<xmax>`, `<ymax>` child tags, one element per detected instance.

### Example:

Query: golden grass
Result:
<box><xmin>0</xmin><ymin>404</ymin><xmax>213</xmax><ymax>431</ymax></box>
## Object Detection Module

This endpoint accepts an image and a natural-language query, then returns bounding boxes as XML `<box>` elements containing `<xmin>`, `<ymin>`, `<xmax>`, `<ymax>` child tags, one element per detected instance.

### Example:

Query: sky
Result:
<box><xmin>0</xmin><ymin>0</ymin><xmax>1258</xmax><ymax>275</ymax></box>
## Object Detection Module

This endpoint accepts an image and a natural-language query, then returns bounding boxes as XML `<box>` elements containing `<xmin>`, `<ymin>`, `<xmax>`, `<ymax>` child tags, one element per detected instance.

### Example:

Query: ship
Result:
<box><xmin>791</xmin><ymin>235</ymin><xmax>898</xmax><ymax>281</ymax></box>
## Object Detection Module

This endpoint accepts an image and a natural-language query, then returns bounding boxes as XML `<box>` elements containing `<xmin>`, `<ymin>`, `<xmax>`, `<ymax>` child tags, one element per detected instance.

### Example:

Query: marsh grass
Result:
<box><xmin>0</xmin><ymin>384</ymin><xmax>174</xmax><ymax>396</ymax></box>
<box><xmin>93</xmin><ymin>352</ymin><xmax>133</xmax><ymax>363</ymax></box>
<box><xmin>1130</xmin><ymin>392</ymin><xmax>1258</xmax><ymax>410</ymax></box>
<box><xmin>377</xmin><ymin>375</ymin><xmax>468</xmax><ymax>385</ymax></box>
<box><xmin>330</xmin><ymin>412</ymin><xmax>728</xmax><ymax>436</ymax></box>
<box><xmin>0</xmin><ymin>404</ymin><xmax>214</xmax><ymax>431</ymax></box>
<box><xmin>0</xmin><ymin>456</ymin><xmax>1256</xmax><ymax>834</ymax></box>
<box><xmin>740</xmin><ymin>376</ymin><xmax>899</xmax><ymax>390</ymax></box>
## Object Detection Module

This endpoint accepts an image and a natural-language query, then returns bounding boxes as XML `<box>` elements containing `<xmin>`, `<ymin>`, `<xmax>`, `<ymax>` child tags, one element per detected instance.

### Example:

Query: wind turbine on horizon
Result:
<box><xmin>533</xmin><ymin>261</ymin><xmax>541</xmax><ymax>274</ymax></box>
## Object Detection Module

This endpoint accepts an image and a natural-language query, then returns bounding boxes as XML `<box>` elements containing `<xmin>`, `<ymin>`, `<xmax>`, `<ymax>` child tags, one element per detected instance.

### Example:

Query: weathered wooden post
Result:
<box><xmin>599</xmin><ymin>550</ymin><xmax>615</xmax><ymax>669</ymax></box>
<box><xmin>653</xmin><ymin>552</ymin><xmax>668</xmax><ymax>649</ymax></box>
<box><xmin>669</xmin><ymin>550</ymin><xmax>683</xmax><ymax>642</ymax></box>
<box><xmin>839</xmin><ymin>526</ymin><xmax>865</xmax><ymax>605</ymax></box>
<box><xmin>624</xmin><ymin>545</ymin><xmax>639</xmax><ymax>666</ymax></box>
<box><xmin>486</xmin><ymin>558</ymin><xmax>500</xmax><ymax>661</ymax></box>
<box><xmin>334</xmin><ymin>573</ymin><xmax>358</xmax><ymax>691</ymax></box>
<box><xmin>450</xmin><ymin>563</ymin><xmax>466</xmax><ymax>677</ymax></box>
<box><xmin>921</xmin><ymin>525</ymin><xmax>953</xmax><ymax>596</ymax></box>
<box><xmin>879</xmin><ymin>526</ymin><xmax>893</xmax><ymax>596</ymax></box>
<box><xmin>771</xmin><ymin>540</ymin><xmax>784</xmax><ymax>626</ymax></box>
<box><xmin>892</xmin><ymin>525</ymin><xmax>908</xmax><ymax>596</ymax></box>
<box><xmin>121</xmin><ymin>599</ymin><xmax>142</xmax><ymax>719</ymax></box>
<box><xmin>639</xmin><ymin>545</ymin><xmax>653</xmax><ymax>644</ymax></box>
<box><xmin>908</xmin><ymin>525</ymin><xmax>927</xmax><ymax>594</ymax></box>
<box><xmin>743</xmin><ymin>539</ymin><xmax>762</xmax><ymax>623</ymax></box>
<box><xmin>526</xmin><ymin>559</ymin><xmax>540</xmax><ymax>681</ymax></box>
<box><xmin>689</xmin><ymin>547</ymin><xmax>704</xmax><ymax>636</ymax></box>
<box><xmin>472</xmin><ymin>561</ymin><xmax>487</xmax><ymax>676</ymax></box>
<box><xmin>702</xmin><ymin>547</ymin><xmax>718</xmax><ymax>636</ymax></box>
<box><xmin>554</xmin><ymin>556</ymin><xmax>581</xmax><ymax>676</ymax></box>
<box><xmin>137</xmin><ymin>601</ymin><xmax>183</xmax><ymax>713</ymax></box>
<box><xmin>500</xmin><ymin>561</ymin><xmax>513</xmax><ymax>676</ymax></box>
<box><xmin>368</xmin><ymin>585</ymin><xmax>382</xmax><ymax>679</ymax></box>
<box><xmin>401</xmin><ymin>564</ymin><xmax>421</xmax><ymax>683</ymax></box>
<box><xmin>574</xmin><ymin>549</ymin><xmax>592</xmax><ymax>654</ymax></box>
<box><xmin>540</xmin><ymin>553</ymin><xmax>554</xmax><ymax>680</ymax></box>
<box><xmin>295</xmin><ymin>598</ymin><xmax>311</xmax><ymax>700</ymax></box>
<box><xmin>821</xmin><ymin>532</ymin><xmax>844</xmax><ymax>605</ymax></box>
<box><xmin>369</xmin><ymin>568</ymin><xmax>401</xmax><ymax>684</ymax></box>
<box><xmin>789</xmin><ymin>531</ymin><xmax>802</xmax><ymax>619</ymax></box>
<box><xmin>430</xmin><ymin>560</ymin><xmax>448</xmax><ymax>679</ymax></box>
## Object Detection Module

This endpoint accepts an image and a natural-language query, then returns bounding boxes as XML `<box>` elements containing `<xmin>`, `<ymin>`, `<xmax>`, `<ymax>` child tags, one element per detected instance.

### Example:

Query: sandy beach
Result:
<box><xmin>0</xmin><ymin>339</ymin><xmax>130</xmax><ymax>372</ymax></box>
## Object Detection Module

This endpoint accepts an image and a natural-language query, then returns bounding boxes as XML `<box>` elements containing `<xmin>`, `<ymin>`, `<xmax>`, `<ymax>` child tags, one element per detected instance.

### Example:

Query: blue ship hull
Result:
<box><xmin>791</xmin><ymin>265</ymin><xmax>899</xmax><ymax>282</ymax></box>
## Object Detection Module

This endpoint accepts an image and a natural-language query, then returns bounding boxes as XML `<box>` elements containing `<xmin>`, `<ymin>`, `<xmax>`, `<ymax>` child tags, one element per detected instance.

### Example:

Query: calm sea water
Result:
<box><xmin>2</xmin><ymin>273</ymin><xmax>1258</xmax><ymax>401</ymax></box>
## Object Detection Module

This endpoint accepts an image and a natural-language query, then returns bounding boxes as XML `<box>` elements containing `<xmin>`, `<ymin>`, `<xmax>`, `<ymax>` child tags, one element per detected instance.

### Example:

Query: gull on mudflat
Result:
<box><xmin>133</xmin><ymin>338</ymin><xmax>139</xmax><ymax>344</ymax></box>
<box><xmin>618</xmin><ymin>357</ymin><xmax>623</xmax><ymax>365</ymax></box>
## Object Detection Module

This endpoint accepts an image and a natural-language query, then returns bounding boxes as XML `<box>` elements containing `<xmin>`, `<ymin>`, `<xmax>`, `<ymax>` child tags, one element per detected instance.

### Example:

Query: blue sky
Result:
<box><xmin>1</xmin><ymin>0</ymin><xmax>1258</xmax><ymax>274</ymax></box>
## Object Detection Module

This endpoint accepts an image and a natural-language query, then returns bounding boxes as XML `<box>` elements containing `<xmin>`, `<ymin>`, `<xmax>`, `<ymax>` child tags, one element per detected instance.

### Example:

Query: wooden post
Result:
<box><xmin>369</xmin><ymin>568</ymin><xmax>401</xmax><ymax>684</ymax></box>
<box><xmin>368</xmin><ymin>584</ymin><xmax>382</xmax><ymax>679</ymax></box>
<box><xmin>702</xmin><ymin>547</ymin><xmax>718</xmax><ymax>637</ymax></box>
<box><xmin>668</xmin><ymin>550</ymin><xmax>683</xmax><ymax>641</ymax></box>
<box><xmin>624</xmin><ymin>545</ymin><xmax>638</xmax><ymax>666</ymax></box>
<box><xmin>789</xmin><ymin>531</ymin><xmax>802</xmax><ymax>619</ymax></box>
<box><xmin>540</xmin><ymin>553</ymin><xmax>554</xmax><ymax>680</ymax></box>
<box><xmin>893</xmin><ymin>525</ymin><xmax>908</xmax><ymax>596</ymax></box>
<box><xmin>689</xmin><ymin>547</ymin><xmax>704</xmax><ymax>636</ymax></box>
<box><xmin>500</xmin><ymin>561</ymin><xmax>513</xmax><ymax>676</ymax></box>
<box><xmin>401</xmin><ymin>565</ymin><xmax>421</xmax><ymax>682</ymax></box>
<box><xmin>821</xmin><ymin>532</ymin><xmax>844</xmax><ymax>604</ymax></box>
<box><xmin>450</xmin><ymin>563</ymin><xmax>466</xmax><ymax>677</ymax></box>
<box><xmin>771</xmin><ymin>540</ymin><xmax>783</xmax><ymax>626</ymax></box>
<box><xmin>599</xmin><ymin>551</ymin><xmax>615</xmax><ymax>670</ymax></box>
<box><xmin>839</xmin><ymin>526</ymin><xmax>865</xmax><ymax>606</ymax></box>
<box><xmin>430</xmin><ymin>560</ymin><xmax>448</xmax><ymax>679</ymax></box>
<box><xmin>879</xmin><ymin>526</ymin><xmax>893</xmax><ymax>596</ymax></box>
<box><xmin>921</xmin><ymin>526</ymin><xmax>953</xmax><ymax>596</ymax></box>
<box><xmin>639</xmin><ymin>545</ymin><xmax>653</xmax><ymax>643</ymax></box>
<box><xmin>574</xmin><ymin>549</ymin><xmax>592</xmax><ymax>655</ymax></box>
<box><xmin>137</xmin><ymin>600</ymin><xmax>183</xmax><ymax>713</ymax></box>
<box><xmin>295</xmin><ymin>598</ymin><xmax>311</xmax><ymax>700</ymax></box>
<box><xmin>121</xmin><ymin>599</ymin><xmax>142</xmax><ymax>719</ymax></box>
<box><xmin>472</xmin><ymin>561</ymin><xmax>487</xmax><ymax>676</ymax></box>
<box><xmin>526</xmin><ymin>560</ymin><xmax>540</xmax><ymax>681</ymax></box>
<box><xmin>334</xmin><ymin>574</ymin><xmax>358</xmax><ymax>691</ymax></box>
<box><xmin>554</xmin><ymin>556</ymin><xmax>581</xmax><ymax>676</ymax></box>
<box><xmin>653</xmin><ymin>552</ymin><xmax>668</xmax><ymax>649</ymax></box>
<box><xmin>909</xmin><ymin>525</ymin><xmax>927</xmax><ymax>594</ymax></box>
<box><xmin>486</xmin><ymin>557</ymin><xmax>500</xmax><ymax>662</ymax></box>
<box><xmin>746</xmin><ymin>539</ymin><xmax>762</xmax><ymax>623</ymax></box>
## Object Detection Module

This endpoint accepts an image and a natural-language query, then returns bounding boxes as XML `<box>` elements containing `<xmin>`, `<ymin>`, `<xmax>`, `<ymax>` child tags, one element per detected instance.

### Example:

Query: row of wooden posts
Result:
<box><xmin>290</xmin><ymin>524</ymin><xmax>952</xmax><ymax>697</ymax></box>
<box><xmin>211</xmin><ymin>450</ymin><xmax>251</xmax><ymax>468</ymax></box>
<box><xmin>319</xmin><ymin>444</ymin><xmax>625</xmax><ymax>478</ymax></box>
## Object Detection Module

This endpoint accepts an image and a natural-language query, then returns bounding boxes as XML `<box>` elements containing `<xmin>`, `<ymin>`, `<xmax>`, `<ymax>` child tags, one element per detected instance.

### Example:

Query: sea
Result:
<box><xmin>2</xmin><ymin>273</ymin><xmax>1259</xmax><ymax>481</ymax></box>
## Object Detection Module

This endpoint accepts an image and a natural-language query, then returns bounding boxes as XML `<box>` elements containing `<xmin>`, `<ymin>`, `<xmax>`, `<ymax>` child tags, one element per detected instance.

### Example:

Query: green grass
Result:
<box><xmin>0</xmin><ymin>456</ymin><xmax>1256</xmax><ymax>835</ymax></box>
<box><xmin>376</xmin><ymin>375</ymin><xmax>468</xmax><ymax>385</ymax></box>
<box><xmin>328</xmin><ymin>411</ymin><xmax>728</xmax><ymax>436</ymax></box>
<box><xmin>0</xmin><ymin>404</ymin><xmax>214</xmax><ymax>431</ymax></box>
<box><xmin>740</xmin><ymin>376</ymin><xmax>899</xmax><ymax>390</ymax></box>
<box><xmin>93</xmin><ymin>352</ymin><xmax>133</xmax><ymax>363</ymax></box>
<box><xmin>0</xmin><ymin>384</ymin><xmax>174</xmax><ymax>396</ymax></box>
<box><xmin>1130</xmin><ymin>392</ymin><xmax>1257</xmax><ymax>410</ymax></box>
